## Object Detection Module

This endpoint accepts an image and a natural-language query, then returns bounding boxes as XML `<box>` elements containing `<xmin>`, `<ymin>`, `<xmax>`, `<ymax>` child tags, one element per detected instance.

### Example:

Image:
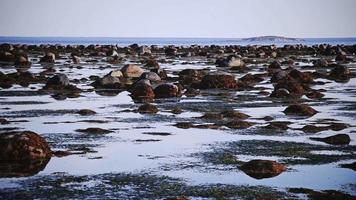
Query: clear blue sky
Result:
<box><xmin>0</xmin><ymin>0</ymin><xmax>355</xmax><ymax>38</ymax></box>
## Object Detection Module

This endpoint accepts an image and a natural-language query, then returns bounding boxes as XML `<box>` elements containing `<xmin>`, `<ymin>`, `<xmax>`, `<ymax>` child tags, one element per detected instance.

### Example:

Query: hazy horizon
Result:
<box><xmin>1</xmin><ymin>0</ymin><xmax>356</xmax><ymax>38</ymax></box>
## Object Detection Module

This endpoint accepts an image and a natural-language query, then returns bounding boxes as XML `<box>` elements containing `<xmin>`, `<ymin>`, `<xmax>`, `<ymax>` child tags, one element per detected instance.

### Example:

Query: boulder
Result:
<box><xmin>216</xmin><ymin>56</ymin><xmax>245</xmax><ymax>69</ymax></box>
<box><xmin>165</xmin><ymin>46</ymin><xmax>178</xmax><ymax>56</ymax></box>
<box><xmin>154</xmin><ymin>83</ymin><xmax>181</xmax><ymax>98</ymax></box>
<box><xmin>92</xmin><ymin>74</ymin><xmax>121</xmax><ymax>89</ymax></box>
<box><xmin>130</xmin><ymin>79</ymin><xmax>155</xmax><ymax>100</ymax></box>
<box><xmin>220</xmin><ymin>110</ymin><xmax>250</xmax><ymax>119</ymax></box>
<box><xmin>240</xmin><ymin>160</ymin><xmax>286</xmax><ymax>179</ymax></box>
<box><xmin>39</xmin><ymin>52</ymin><xmax>55</xmax><ymax>63</ymax></box>
<box><xmin>329</xmin><ymin>65</ymin><xmax>350</xmax><ymax>81</ymax></box>
<box><xmin>138</xmin><ymin>46</ymin><xmax>151</xmax><ymax>55</ymax></box>
<box><xmin>107</xmin><ymin>70</ymin><xmax>123</xmax><ymax>78</ymax></box>
<box><xmin>283</xmin><ymin>104</ymin><xmax>317</xmax><ymax>116</ymax></box>
<box><xmin>46</xmin><ymin>74</ymin><xmax>70</xmax><ymax>87</ymax></box>
<box><xmin>274</xmin><ymin>76</ymin><xmax>305</xmax><ymax>97</ymax></box>
<box><xmin>267</xmin><ymin>61</ymin><xmax>282</xmax><ymax>74</ymax></box>
<box><xmin>199</xmin><ymin>73</ymin><xmax>237</xmax><ymax>89</ymax></box>
<box><xmin>121</xmin><ymin>64</ymin><xmax>144</xmax><ymax>78</ymax></box>
<box><xmin>224</xmin><ymin>120</ymin><xmax>253</xmax><ymax>129</ymax></box>
<box><xmin>151</xmin><ymin>68</ymin><xmax>168</xmax><ymax>79</ymax></box>
<box><xmin>72</xmin><ymin>55</ymin><xmax>81</xmax><ymax>64</ymax></box>
<box><xmin>14</xmin><ymin>55</ymin><xmax>31</xmax><ymax>66</ymax></box>
<box><xmin>288</xmin><ymin>69</ymin><xmax>314</xmax><ymax>83</ymax></box>
<box><xmin>0</xmin><ymin>51</ymin><xmax>15</xmax><ymax>63</ymax></box>
<box><xmin>270</xmin><ymin>88</ymin><xmax>291</xmax><ymax>98</ymax></box>
<box><xmin>139</xmin><ymin>72</ymin><xmax>161</xmax><ymax>83</ymax></box>
<box><xmin>0</xmin><ymin>131</ymin><xmax>52</xmax><ymax>161</ymax></box>
<box><xmin>178</xmin><ymin>69</ymin><xmax>204</xmax><ymax>85</ymax></box>
<box><xmin>144</xmin><ymin>59</ymin><xmax>160</xmax><ymax>69</ymax></box>
<box><xmin>313</xmin><ymin>59</ymin><xmax>329</xmax><ymax>67</ymax></box>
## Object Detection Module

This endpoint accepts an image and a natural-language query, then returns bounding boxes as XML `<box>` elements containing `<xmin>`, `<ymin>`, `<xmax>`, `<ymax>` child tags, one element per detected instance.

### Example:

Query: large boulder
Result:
<box><xmin>121</xmin><ymin>64</ymin><xmax>144</xmax><ymax>78</ymax></box>
<box><xmin>283</xmin><ymin>104</ymin><xmax>318</xmax><ymax>116</ymax></box>
<box><xmin>154</xmin><ymin>83</ymin><xmax>181</xmax><ymax>98</ymax></box>
<box><xmin>240</xmin><ymin>160</ymin><xmax>286</xmax><ymax>179</ymax></box>
<box><xmin>199</xmin><ymin>73</ymin><xmax>237</xmax><ymax>89</ymax></box>
<box><xmin>0</xmin><ymin>131</ymin><xmax>52</xmax><ymax>161</ymax></box>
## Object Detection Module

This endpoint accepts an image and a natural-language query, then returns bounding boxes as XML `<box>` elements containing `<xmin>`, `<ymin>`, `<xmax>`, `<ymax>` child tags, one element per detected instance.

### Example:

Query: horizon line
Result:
<box><xmin>1</xmin><ymin>35</ymin><xmax>356</xmax><ymax>39</ymax></box>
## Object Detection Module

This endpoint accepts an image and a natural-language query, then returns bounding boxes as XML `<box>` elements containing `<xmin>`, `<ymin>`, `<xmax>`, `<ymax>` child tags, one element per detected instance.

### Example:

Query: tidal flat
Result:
<box><xmin>0</xmin><ymin>43</ymin><xmax>355</xmax><ymax>199</ymax></box>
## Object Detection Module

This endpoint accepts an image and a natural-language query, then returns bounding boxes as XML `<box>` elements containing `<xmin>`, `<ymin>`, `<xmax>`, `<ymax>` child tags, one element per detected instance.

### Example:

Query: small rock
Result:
<box><xmin>283</xmin><ymin>104</ymin><xmax>317</xmax><ymax>117</ymax></box>
<box><xmin>264</xmin><ymin>121</ymin><xmax>290</xmax><ymax>130</ymax></box>
<box><xmin>221</xmin><ymin>110</ymin><xmax>250</xmax><ymax>119</ymax></box>
<box><xmin>310</xmin><ymin>134</ymin><xmax>351</xmax><ymax>145</ymax></box>
<box><xmin>138</xmin><ymin>103</ymin><xmax>158</xmax><ymax>114</ymax></box>
<box><xmin>77</xmin><ymin>109</ymin><xmax>96</xmax><ymax>116</ymax></box>
<box><xmin>76</xmin><ymin>128</ymin><xmax>113</xmax><ymax>134</ymax></box>
<box><xmin>174</xmin><ymin>122</ymin><xmax>194</xmax><ymax>129</ymax></box>
<box><xmin>224</xmin><ymin>120</ymin><xmax>253</xmax><ymax>129</ymax></box>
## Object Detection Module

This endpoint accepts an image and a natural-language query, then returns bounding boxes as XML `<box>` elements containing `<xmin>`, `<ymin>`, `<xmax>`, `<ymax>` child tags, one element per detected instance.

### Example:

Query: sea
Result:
<box><xmin>0</xmin><ymin>37</ymin><xmax>356</xmax><ymax>47</ymax></box>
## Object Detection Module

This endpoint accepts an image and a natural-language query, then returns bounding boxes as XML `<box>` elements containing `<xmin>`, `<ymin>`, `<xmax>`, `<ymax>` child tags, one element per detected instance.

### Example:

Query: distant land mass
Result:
<box><xmin>242</xmin><ymin>36</ymin><xmax>304</xmax><ymax>42</ymax></box>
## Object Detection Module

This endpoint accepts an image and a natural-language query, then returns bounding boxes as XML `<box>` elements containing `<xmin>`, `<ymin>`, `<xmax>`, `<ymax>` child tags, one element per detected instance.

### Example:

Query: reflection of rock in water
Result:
<box><xmin>240</xmin><ymin>160</ymin><xmax>286</xmax><ymax>179</ymax></box>
<box><xmin>0</xmin><ymin>158</ymin><xmax>50</xmax><ymax>178</ymax></box>
<box><xmin>95</xmin><ymin>90</ymin><xmax>120</xmax><ymax>96</ymax></box>
<box><xmin>0</xmin><ymin>131</ymin><xmax>52</xmax><ymax>177</ymax></box>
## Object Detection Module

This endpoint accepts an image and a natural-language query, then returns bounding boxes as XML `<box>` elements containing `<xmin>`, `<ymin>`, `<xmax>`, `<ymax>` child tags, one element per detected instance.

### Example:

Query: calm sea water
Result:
<box><xmin>0</xmin><ymin>37</ymin><xmax>356</xmax><ymax>46</ymax></box>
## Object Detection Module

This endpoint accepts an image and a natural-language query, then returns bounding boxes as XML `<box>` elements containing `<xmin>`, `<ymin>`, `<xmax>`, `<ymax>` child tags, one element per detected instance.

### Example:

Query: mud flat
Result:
<box><xmin>0</xmin><ymin>43</ymin><xmax>356</xmax><ymax>199</ymax></box>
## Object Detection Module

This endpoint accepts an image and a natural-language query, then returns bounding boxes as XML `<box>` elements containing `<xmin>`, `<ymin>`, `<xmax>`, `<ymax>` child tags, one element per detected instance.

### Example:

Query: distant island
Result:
<box><xmin>242</xmin><ymin>36</ymin><xmax>304</xmax><ymax>42</ymax></box>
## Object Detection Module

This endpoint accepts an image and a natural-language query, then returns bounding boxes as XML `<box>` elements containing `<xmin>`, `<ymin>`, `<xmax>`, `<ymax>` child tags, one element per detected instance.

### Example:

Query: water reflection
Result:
<box><xmin>0</xmin><ymin>158</ymin><xmax>51</xmax><ymax>178</ymax></box>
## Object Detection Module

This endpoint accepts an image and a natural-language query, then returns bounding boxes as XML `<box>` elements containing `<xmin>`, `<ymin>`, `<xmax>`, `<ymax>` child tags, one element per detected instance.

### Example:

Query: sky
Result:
<box><xmin>0</xmin><ymin>0</ymin><xmax>355</xmax><ymax>38</ymax></box>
